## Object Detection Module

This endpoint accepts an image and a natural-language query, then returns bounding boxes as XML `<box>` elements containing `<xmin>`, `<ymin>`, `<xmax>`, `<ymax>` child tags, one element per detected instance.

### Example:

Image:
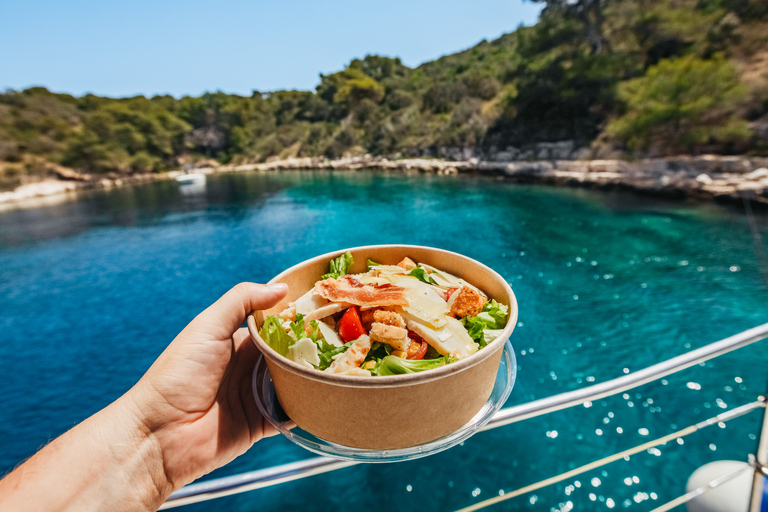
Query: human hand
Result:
<box><xmin>125</xmin><ymin>282</ymin><xmax>289</xmax><ymax>490</ymax></box>
<box><xmin>0</xmin><ymin>282</ymin><xmax>288</xmax><ymax>512</ymax></box>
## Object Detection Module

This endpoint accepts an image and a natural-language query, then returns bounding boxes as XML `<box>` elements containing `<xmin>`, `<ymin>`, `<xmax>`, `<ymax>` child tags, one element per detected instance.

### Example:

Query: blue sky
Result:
<box><xmin>0</xmin><ymin>0</ymin><xmax>542</xmax><ymax>98</ymax></box>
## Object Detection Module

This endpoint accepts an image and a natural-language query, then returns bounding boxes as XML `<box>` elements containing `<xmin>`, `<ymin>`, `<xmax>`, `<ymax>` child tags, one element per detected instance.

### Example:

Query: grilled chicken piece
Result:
<box><xmin>369</xmin><ymin>322</ymin><xmax>411</xmax><ymax>352</ymax></box>
<box><xmin>315</xmin><ymin>275</ymin><xmax>408</xmax><ymax>308</ymax></box>
<box><xmin>450</xmin><ymin>286</ymin><xmax>486</xmax><ymax>318</ymax></box>
<box><xmin>337</xmin><ymin>368</ymin><xmax>372</xmax><ymax>377</ymax></box>
<box><xmin>279</xmin><ymin>304</ymin><xmax>297</xmax><ymax>321</ymax></box>
<box><xmin>326</xmin><ymin>335</ymin><xmax>372</xmax><ymax>374</ymax></box>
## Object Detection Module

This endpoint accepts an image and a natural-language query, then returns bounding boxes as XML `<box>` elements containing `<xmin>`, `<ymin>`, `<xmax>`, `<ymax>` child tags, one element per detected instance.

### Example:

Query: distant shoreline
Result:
<box><xmin>1</xmin><ymin>155</ymin><xmax>767</xmax><ymax>211</ymax></box>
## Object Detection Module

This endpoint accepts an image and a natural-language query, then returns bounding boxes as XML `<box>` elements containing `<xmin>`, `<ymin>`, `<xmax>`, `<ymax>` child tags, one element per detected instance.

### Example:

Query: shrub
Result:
<box><xmin>386</xmin><ymin>90</ymin><xmax>414</xmax><ymax>111</ymax></box>
<box><xmin>130</xmin><ymin>151</ymin><xmax>159</xmax><ymax>173</ymax></box>
<box><xmin>606</xmin><ymin>54</ymin><xmax>750</xmax><ymax>154</ymax></box>
<box><xmin>422</xmin><ymin>82</ymin><xmax>467</xmax><ymax>114</ymax></box>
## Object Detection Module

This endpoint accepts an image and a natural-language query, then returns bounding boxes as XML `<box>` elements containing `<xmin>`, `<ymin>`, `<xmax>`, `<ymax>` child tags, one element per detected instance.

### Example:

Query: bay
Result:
<box><xmin>1</xmin><ymin>170</ymin><xmax>767</xmax><ymax>511</ymax></box>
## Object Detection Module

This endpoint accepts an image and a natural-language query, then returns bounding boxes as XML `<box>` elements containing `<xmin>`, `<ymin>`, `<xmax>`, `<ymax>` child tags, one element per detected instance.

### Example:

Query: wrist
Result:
<box><xmin>115</xmin><ymin>388</ymin><xmax>176</xmax><ymax>504</ymax></box>
<box><xmin>0</xmin><ymin>390</ymin><xmax>175</xmax><ymax>512</ymax></box>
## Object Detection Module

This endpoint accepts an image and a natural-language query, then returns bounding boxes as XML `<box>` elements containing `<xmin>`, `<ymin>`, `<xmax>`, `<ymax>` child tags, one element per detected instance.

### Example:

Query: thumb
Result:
<box><xmin>192</xmin><ymin>282</ymin><xmax>289</xmax><ymax>338</ymax></box>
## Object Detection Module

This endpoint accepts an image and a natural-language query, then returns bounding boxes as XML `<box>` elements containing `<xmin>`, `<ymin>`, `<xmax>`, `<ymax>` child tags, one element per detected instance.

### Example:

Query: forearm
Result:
<box><xmin>0</xmin><ymin>393</ymin><xmax>172</xmax><ymax>512</ymax></box>
<box><xmin>0</xmin><ymin>283</ymin><xmax>287</xmax><ymax>511</ymax></box>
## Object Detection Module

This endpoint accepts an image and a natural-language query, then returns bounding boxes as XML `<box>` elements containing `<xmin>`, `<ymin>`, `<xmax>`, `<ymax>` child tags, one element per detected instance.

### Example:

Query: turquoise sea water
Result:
<box><xmin>1</xmin><ymin>170</ymin><xmax>768</xmax><ymax>511</ymax></box>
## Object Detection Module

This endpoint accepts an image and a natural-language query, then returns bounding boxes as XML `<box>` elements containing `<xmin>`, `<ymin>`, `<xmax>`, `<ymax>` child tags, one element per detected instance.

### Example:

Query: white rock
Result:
<box><xmin>744</xmin><ymin>168</ymin><xmax>768</xmax><ymax>181</ymax></box>
<box><xmin>737</xmin><ymin>181</ymin><xmax>766</xmax><ymax>191</ymax></box>
<box><xmin>695</xmin><ymin>173</ymin><xmax>713</xmax><ymax>184</ymax></box>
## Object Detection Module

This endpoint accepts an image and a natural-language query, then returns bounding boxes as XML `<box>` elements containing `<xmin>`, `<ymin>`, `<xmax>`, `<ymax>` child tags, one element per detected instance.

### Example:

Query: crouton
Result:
<box><xmin>450</xmin><ymin>286</ymin><xmax>486</xmax><ymax>318</ymax></box>
<box><xmin>372</xmin><ymin>309</ymin><xmax>406</xmax><ymax>329</ymax></box>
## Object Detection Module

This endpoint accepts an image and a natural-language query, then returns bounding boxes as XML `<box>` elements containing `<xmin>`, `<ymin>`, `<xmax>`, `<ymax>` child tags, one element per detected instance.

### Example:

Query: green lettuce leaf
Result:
<box><xmin>367</xmin><ymin>258</ymin><xmax>382</xmax><ymax>271</ymax></box>
<box><xmin>287</xmin><ymin>313</ymin><xmax>329</xmax><ymax>354</ymax></box>
<box><xmin>460</xmin><ymin>299</ymin><xmax>509</xmax><ymax>347</ymax></box>
<box><xmin>483</xmin><ymin>328</ymin><xmax>505</xmax><ymax>345</ymax></box>
<box><xmin>409</xmin><ymin>267</ymin><xmax>436</xmax><ymax>285</ymax></box>
<box><xmin>321</xmin><ymin>251</ymin><xmax>354</xmax><ymax>280</ymax></box>
<box><xmin>363</xmin><ymin>341</ymin><xmax>393</xmax><ymax>365</ymax></box>
<box><xmin>424</xmin><ymin>345</ymin><xmax>442</xmax><ymax>360</ymax></box>
<box><xmin>288</xmin><ymin>314</ymin><xmax>321</xmax><ymax>344</ymax></box>
<box><xmin>259</xmin><ymin>315</ymin><xmax>295</xmax><ymax>356</ymax></box>
<box><xmin>309</xmin><ymin>320</ymin><xmax>320</xmax><ymax>343</ymax></box>
<box><xmin>314</xmin><ymin>330</ymin><xmax>337</xmax><ymax>354</ymax></box>
<box><xmin>318</xmin><ymin>341</ymin><xmax>355</xmax><ymax>370</ymax></box>
<box><xmin>289</xmin><ymin>313</ymin><xmax>306</xmax><ymax>340</ymax></box>
<box><xmin>475</xmin><ymin>299</ymin><xmax>509</xmax><ymax>329</ymax></box>
<box><xmin>374</xmin><ymin>355</ymin><xmax>457</xmax><ymax>376</ymax></box>
<box><xmin>462</xmin><ymin>316</ymin><xmax>487</xmax><ymax>345</ymax></box>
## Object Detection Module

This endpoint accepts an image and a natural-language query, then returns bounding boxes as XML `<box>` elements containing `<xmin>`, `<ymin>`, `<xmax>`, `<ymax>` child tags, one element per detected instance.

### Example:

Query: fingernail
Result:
<box><xmin>267</xmin><ymin>282</ymin><xmax>288</xmax><ymax>292</ymax></box>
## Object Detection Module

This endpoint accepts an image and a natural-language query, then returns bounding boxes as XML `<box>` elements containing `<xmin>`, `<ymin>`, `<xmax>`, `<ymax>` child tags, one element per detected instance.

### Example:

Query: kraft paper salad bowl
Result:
<box><xmin>246</xmin><ymin>245</ymin><xmax>518</xmax><ymax>450</ymax></box>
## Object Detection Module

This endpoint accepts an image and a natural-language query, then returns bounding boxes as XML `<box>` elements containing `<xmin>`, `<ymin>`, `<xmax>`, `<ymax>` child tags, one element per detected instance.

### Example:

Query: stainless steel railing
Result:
<box><xmin>489</xmin><ymin>321</ymin><xmax>768</xmax><ymax>428</ymax></box>
<box><xmin>161</xmin><ymin>321</ymin><xmax>768</xmax><ymax>509</ymax></box>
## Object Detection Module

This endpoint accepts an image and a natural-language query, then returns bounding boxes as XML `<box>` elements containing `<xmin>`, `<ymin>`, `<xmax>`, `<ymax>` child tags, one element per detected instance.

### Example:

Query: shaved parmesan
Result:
<box><xmin>287</xmin><ymin>338</ymin><xmax>321</xmax><ymax>369</ymax></box>
<box><xmin>426</xmin><ymin>270</ymin><xmax>457</xmax><ymax>288</ymax></box>
<box><xmin>358</xmin><ymin>276</ymin><xmax>392</xmax><ymax>286</ymax></box>
<box><xmin>303</xmin><ymin>302</ymin><xmax>350</xmax><ymax>321</ymax></box>
<box><xmin>402</xmin><ymin>314</ymin><xmax>478</xmax><ymax>360</ymax></box>
<box><xmin>294</xmin><ymin>289</ymin><xmax>327</xmax><ymax>316</ymax></box>
<box><xmin>317</xmin><ymin>321</ymin><xmax>343</xmax><ymax>347</ymax></box>
<box><xmin>444</xmin><ymin>316</ymin><xmax>479</xmax><ymax>353</ymax></box>
<box><xmin>372</xmin><ymin>265</ymin><xmax>409</xmax><ymax>274</ymax></box>
<box><xmin>371</xmin><ymin>265</ymin><xmax>410</xmax><ymax>283</ymax></box>
<box><xmin>396</xmin><ymin>278</ymin><xmax>449</xmax><ymax>328</ymax></box>
<box><xmin>420</xmin><ymin>264</ymin><xmax>485</xmax><ymax>296</ymax></box>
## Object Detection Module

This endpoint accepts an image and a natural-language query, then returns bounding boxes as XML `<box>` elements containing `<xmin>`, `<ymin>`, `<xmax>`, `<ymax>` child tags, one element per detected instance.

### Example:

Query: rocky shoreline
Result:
<box><xmin>0</xmin><ymin>171</ymin><xmax>175</xmax><ymax>211</ymax></box>
<box><xmin>2</xmin><ymin>155</ymin><xmax>768</xmax><ymax>210</ymax></box>
<box><xmin>241</xmin><ymin>154</ymin><xmax>768</xmax><ymax>206</ymax></box>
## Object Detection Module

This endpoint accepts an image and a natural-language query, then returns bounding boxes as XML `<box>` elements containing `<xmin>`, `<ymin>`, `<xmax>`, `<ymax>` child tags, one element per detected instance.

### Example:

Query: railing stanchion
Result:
<box><xmin>749</xmin><ymin>394</ymin><xmax>768</xmax><ymax>512</ymax></box>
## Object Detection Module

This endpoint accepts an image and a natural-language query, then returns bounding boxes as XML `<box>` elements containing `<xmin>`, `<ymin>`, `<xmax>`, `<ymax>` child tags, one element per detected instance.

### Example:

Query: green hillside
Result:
<box><xmin>1</xmin><ymin>0</ymin><xmax>767</xmax><ymax>189</ymax></box>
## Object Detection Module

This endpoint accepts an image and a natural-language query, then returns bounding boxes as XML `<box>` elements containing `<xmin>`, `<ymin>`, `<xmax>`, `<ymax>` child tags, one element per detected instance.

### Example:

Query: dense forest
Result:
<box><xmin>1</xmin><ymin>0</ymin><xmax>767</xmax><ymax>189</ymax></box>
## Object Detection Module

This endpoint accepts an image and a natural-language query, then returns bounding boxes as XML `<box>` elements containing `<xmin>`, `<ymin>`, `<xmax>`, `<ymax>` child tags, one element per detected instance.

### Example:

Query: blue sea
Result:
<box><xmin>1</xmin><ymin>170</ymin><xmax>767</xmax><ymax>511</ymax></box>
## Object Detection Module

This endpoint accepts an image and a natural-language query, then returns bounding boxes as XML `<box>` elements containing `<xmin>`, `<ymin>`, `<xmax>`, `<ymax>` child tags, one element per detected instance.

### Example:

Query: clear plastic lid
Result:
<box><xmin>252</xmin><ymin>339</ymin><xmax>516</xmax><ymax>463</ymax></box>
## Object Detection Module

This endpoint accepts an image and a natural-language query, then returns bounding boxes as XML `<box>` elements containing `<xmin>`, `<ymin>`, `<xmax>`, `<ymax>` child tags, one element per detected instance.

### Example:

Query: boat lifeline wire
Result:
<box><xmin>454</xmin><ymin>399</ymin><xmax>767</xmax><ymax>512</ymax></box>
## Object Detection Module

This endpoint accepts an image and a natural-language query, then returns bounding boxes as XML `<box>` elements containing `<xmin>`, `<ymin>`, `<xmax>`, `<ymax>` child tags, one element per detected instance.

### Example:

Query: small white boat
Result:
<box><xmin>175</xmin><ymin>173</ymin><xmax>207</xmax><ymax>185</ymax></box>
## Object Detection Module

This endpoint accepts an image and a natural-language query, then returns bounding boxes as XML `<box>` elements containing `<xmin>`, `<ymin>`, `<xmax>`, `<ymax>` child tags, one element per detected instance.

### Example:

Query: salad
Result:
<box><xmin>259</xmin><ymin>252</ymin><xmax>509</xmax><ymax>377</ymax></box>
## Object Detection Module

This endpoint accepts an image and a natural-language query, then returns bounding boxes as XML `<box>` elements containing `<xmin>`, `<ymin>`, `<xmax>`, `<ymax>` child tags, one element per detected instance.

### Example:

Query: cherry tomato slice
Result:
<box><xmin>338</xmin><ymin>306</ymin><xmax>367</xmax><ymax>342</ymax></box>
<box><xmin>406</xmin><ymin>332</ymin><xmax>428</xmax><ymax>360</ymax></box>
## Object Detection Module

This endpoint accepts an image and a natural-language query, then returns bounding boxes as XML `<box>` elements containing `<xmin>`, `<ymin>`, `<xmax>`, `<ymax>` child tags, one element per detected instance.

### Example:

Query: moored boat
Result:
<box><xmin>175</xmin><ymin>173</ymin><xmax>206</xmax><ymax>185</ymax></box>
